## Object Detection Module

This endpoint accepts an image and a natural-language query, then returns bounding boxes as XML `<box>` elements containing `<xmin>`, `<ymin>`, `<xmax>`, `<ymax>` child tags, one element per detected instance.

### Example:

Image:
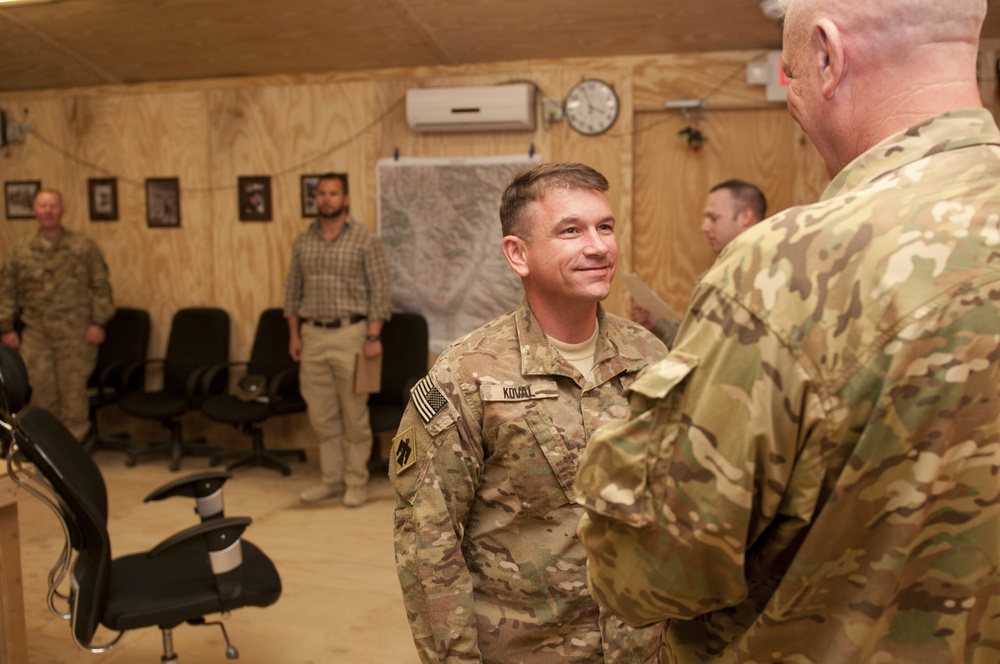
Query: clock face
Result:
<box><xmin>564</xmin><ymin>79</ymin><xmax>619</xmax><ymax>136</ymax></box>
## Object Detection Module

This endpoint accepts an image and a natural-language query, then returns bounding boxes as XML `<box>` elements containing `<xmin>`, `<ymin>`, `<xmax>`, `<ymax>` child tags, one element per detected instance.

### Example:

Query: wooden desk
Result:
<box><xmin>0</xmin><ymin>463</ymin><xmax>27</xmax><ymax>664</ymax></box>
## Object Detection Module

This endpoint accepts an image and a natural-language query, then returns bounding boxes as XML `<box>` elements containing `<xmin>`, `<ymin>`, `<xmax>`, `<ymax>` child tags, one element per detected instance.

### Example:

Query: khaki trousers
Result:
<box><xmin>299</xmin><ymin>321</ymin><xmax>372</xmax><ymax>488</ymax></box>
<box><xmin>19</xmin><ymin>325</ymin><xmax>98</xmax><ymax>442</ymax></box>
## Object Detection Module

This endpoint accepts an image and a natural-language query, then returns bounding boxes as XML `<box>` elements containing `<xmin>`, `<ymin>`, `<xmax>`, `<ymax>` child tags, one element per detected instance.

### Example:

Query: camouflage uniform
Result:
<box><xmin>0</xmin><ymin>228</ymin><xmax>113</xmax><ymax>440</ymax></box>
<box><xmin>391</xmin><ymin>299</ymin><xmax>667</xmax><ymax>663</ymax></box>
<box><xmin>575</xmin><ymin>109</ymin><xmax>1000</xmax><ymax>663</ymax></box>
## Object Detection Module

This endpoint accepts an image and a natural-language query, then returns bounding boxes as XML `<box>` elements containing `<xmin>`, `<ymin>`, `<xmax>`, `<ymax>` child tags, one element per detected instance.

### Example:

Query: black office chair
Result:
<box><xmin>84</xmin><ymin>307</ymin><xmax>151</xmax><ymax>456</ymax></box>
<box><xmin>367</xmin><ymin>312</ymin><xmax>429</xmax><ymax>473</ymax></box>
<box><xmin>0</xmin><ymin>346</ymin><xmax>281</xmax><ymax>663</ymax></box>
<box><xmin>200</xmin><ymin>308</ymin><xmax>307</xmax><ymax>476</ymax></box>
<box><xmin>118</xmin><ymin>308</ymin><xmax>230</xmax><ymax>471</ymax></box>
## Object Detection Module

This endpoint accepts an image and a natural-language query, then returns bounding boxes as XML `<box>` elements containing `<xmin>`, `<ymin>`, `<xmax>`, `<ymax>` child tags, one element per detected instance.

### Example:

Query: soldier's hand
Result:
<box><xmin>85</xmin><ymin>324</ymin><xmax>106</xmax><ymax>345</ymax></box>
<box><xmin>0</xmin><ymin>330</ymin><xmax>19</xmax><ymax>349</ymax></box>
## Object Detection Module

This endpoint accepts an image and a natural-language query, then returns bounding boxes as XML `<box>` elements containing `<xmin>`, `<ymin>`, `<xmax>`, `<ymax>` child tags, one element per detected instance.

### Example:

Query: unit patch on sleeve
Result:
<box><xmin>411</xmin><ymin>375</ymin><xmax>447</xmax><ymax>424</ymax></box>
<box><xmin>393</xmin><ymin>427</ymin><xmax>416</xmax><ymax>475</ymax></box>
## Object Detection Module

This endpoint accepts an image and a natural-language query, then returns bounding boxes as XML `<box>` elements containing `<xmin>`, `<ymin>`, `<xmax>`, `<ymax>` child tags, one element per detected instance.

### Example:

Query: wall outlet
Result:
<box><xmin>542</xmin><ymin>98</ymin><xmax>564</xmax><ymax>123</ymax></box>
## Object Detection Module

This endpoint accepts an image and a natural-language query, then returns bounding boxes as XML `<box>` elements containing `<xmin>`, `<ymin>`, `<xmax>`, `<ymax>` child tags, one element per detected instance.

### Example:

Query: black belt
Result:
<box><xmin>306</xmin><ymin>314</ymin><xmax>366</xmax><ymax>329</ymax></box>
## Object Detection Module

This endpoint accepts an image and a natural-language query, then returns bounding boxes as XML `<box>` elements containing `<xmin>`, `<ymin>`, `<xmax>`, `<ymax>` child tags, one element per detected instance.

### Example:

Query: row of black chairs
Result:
<box><xmin>85</xmin><ymin>306</ymin><xmax>429</xmax><ymax>475</ymax></box>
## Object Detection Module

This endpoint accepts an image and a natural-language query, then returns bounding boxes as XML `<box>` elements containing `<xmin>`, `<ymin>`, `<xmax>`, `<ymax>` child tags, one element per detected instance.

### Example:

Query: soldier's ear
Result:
<box><xmin>502</xmin><ymin>235</ymin><xmax>530</xmax><ymax>278</ymax></box>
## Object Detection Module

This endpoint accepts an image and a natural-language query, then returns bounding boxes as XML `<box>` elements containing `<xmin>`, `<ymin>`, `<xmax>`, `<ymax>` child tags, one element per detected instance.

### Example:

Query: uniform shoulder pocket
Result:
<box><xmin>629</xmin><ymin>350</ymin><xmax>699</xmax><ymax>399</ymax></box>
<box><xmin>576</xmin><ymin>352</ymin><xmax>699</xmax><ymax>528</ymax></box>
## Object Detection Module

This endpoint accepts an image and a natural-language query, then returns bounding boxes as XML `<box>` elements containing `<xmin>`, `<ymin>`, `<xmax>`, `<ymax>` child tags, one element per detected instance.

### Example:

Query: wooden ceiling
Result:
<box><xmin>1</xmin><ymin>0</ymin><xmax>999</xmax><ymax>94</ymax></box>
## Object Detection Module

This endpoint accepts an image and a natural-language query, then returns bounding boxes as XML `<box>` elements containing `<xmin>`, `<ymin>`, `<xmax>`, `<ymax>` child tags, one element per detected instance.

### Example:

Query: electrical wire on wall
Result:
<box><xmin>2</xmin><ymin>93</ymin><xmax>407</xmax><ymax>194</ymax></box>
<box><xmin>622</xmin><ymin>51</ymin><xmax>773</xmax><ymax>149</ymax></box>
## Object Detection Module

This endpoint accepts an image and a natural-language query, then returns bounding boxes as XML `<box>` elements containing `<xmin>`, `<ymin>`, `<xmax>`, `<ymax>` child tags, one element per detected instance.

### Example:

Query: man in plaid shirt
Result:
<box><xmin>285</xmin><ymin>172</ymin><xmax>391</xmax><ymax>507</ymax></box>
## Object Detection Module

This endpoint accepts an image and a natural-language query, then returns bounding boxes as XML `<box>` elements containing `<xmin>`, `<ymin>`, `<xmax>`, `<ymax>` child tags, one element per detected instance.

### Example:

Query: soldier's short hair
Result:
<box><xmin>500</xmin><ymin>162</ymin><xmax>609</xmax><ymax>240</ymax></box>
<box><xmin>711</xmin><ymin>179</ymin><xmax>768</xmax><ymax>222</ymax></box>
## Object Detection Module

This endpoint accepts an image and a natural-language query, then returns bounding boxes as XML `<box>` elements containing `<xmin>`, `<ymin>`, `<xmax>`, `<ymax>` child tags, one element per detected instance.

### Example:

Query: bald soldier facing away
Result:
<box><xmin>391</xmin><ymin>162</ymin><xmax>666</xmax><ymax>663</ymax></box>
<box><xmin>575</xmin><ymin>0</ymin><xmax>1000</xmax><ymax>662</ymax></box>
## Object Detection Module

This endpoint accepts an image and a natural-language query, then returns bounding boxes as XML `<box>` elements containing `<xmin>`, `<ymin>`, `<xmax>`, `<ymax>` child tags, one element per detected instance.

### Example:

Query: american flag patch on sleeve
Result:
<box><xmin>412</xmin><ymin>375</ymin><xmax>447</xmax><ymax>424</ymax></box>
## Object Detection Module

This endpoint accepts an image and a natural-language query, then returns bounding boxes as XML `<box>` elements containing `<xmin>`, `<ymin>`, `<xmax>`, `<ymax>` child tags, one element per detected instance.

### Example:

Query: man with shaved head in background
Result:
<box><xmin>574</xmin><ymin>0</ymin><xmax>1000</xmax><ymax>662</ymax></box>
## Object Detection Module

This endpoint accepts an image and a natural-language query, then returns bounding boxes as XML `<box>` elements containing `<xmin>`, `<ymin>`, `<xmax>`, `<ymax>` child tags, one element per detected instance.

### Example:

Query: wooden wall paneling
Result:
<box><xmin>39</xmin><ymin>91</ymin><xmax>217</xmax><ymax>361</ymax></box>
<box><xmin>0</xmin><ymin>98</ymin><xmax>75</xmax><ymax>253</ymax></box>
<box><xmin>632</xmin><ymin>106</ymin><xmax>828</xmax><ymax>316</ymax></box>
<box><xmin>631</xmin><ymin>50</ymin><xmax>777</xmax><ymax>112</ymax></box>
<box><xmin>633</xmin><ymin>109</ymin><xmax>718</xmax><ymax>314</ymax></box>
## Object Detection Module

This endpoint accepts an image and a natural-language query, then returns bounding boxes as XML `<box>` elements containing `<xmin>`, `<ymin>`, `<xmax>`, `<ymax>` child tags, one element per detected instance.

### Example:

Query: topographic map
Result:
<box><xmin>377</xmin><ymin>155</ymin><xmax>538</xmax><ymax>353</ymax></box>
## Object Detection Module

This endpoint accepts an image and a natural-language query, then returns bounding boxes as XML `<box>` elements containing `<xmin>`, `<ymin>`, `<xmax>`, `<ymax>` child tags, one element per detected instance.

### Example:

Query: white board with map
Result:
<box><xmin>377</xmin><ymin>154</ymin><xmax>539</xmax><ymax>353</ymax></box>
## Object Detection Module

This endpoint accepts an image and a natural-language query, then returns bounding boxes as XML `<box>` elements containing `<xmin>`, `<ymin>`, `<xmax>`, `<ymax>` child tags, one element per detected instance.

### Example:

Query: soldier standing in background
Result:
<box><xmin>575</xmin><ymin>0</ymin><xmax>1000</xmax><ymax>662</ymax></box>
<box><xmin>390</xmin><ymin>162</ymin><xmax>667</xmax><ymax>663</ymax></box>
<box><xmin>631</xmin><ymin>179</ymin><xmax>767</xmax><ymax>347</ymax></box>
<box><xmin>0</xmin><ymin>189</ymin><xmax>114</xmax><ymax>442</ymax></box>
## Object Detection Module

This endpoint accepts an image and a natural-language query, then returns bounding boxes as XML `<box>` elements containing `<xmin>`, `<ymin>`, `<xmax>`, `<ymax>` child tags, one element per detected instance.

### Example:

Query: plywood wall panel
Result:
<box><xmin>206</xmin><ymin>81</ymin><xmax>379</xmax><ymax>357</ymax></box>
<box><xmin>633</xmin><ymin>106</ymin><xmax>827</xmax><ymax>317</ymax></box>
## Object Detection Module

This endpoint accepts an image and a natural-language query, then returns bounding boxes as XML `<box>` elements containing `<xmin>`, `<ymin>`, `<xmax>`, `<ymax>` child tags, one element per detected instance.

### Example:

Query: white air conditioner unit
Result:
<box><xmin>406</xmin><ymin>84</ymin><xmax>536</xmax><ymax>133</ymax></box>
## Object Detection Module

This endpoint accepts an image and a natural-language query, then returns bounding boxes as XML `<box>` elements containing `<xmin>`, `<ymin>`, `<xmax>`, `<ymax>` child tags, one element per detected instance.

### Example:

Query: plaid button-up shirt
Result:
<box><xmin>284</xmin><ymin>218</ymin><xmax>391</xmax><ymax>323</ymax></box>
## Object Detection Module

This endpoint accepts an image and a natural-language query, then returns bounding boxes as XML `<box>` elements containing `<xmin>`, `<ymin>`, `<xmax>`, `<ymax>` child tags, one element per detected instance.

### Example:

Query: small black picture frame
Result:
<box><xmin>146</xmin><ymin>177</ymin><xmax>180</xmax><ymax>228</ymax></box>
<box><xmin>88</xmin><ymin>178</ymin><xmax>118</xmax><ymax>221</ymax></box>
<box><xmin>238</xmin><ymin>176</ymin><xmax>272</xmax><ymax>222</ymax></box>
<box><xmin>4</xmin><ymin>180</ymin><xmax>40</xmax><ymax>219</ymax></box>
<box><xmin>300</xmin><ymin>174</ymin><xmax>321</xmax><ymax>217</ymax></box>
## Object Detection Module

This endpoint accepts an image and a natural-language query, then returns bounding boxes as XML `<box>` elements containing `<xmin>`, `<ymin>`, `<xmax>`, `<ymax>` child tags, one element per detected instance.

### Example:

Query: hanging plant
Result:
<box><xmin>678</xmin><ymin>126</ymin><xmax>707</xmax><ymax>152</ymax></box>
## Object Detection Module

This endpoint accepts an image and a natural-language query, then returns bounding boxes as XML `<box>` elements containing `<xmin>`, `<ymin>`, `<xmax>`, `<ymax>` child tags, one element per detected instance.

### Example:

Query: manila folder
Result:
<box><xmin>354</xmin><ymin>353</ymin><xmax>383</xmax><ymax>394</ymax></box>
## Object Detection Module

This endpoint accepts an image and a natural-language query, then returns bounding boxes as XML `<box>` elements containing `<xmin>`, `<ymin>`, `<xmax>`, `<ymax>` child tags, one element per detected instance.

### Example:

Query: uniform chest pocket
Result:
<box><xmin>495</xmin><ymin>410</ymin><xmax>578</xmax><ymax>518</ymax></box>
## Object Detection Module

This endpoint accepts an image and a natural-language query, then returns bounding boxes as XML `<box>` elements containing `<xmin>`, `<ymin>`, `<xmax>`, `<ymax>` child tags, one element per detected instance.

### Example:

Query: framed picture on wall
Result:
<box><xmin>238</xmin><ymin>176</ymin><xmax>272</xmax><ymax>222</ymax></box>
<box><xmin>300</xmin><ymin>174</ymin><xmax>321</xmax><ymax>217</ymax></box>
<box><xmin>87</xmin><ymin>178</ymin><xmax>118</xmax><ymax>221</ymax></box>
<box><xmin>146</xmin><ymin>177</ymin><xmax>181</xmax><ymax>227</ymax></box>
<box><xmin>4</xmin><ymin>180</ymin><xmax>40</xmax><ymax>219</ymax></box>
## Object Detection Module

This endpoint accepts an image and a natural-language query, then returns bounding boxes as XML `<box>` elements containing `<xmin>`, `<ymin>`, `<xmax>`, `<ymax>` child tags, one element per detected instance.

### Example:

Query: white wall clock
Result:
<box><xmin>563</xmin><ymin>79</ymin><xmax>620</xmax><ymax>136</ymax></box>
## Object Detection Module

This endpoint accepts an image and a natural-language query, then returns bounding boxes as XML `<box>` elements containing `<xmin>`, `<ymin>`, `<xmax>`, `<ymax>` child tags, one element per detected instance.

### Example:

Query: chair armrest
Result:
<box><xmin>94</xmin><ymin>359</ymin><xmax>128</xmax><ymax>399</ymax></box>
<box><xmin>120</xmin><ymin>358</ymin><xmax>164</xmax><ymax>393</ymax></box>
<box><xmin>149</xmin><ymin>516</ymin><xmax>252</xmax><ymax>570</ymax></box>
<box><xmin>200</xmin><ymin>361</ymin><xmax>248</xmax><ymax>396</ymax></box>
<box><xmin>150</xmin><ymin>516</ymin><xmax>256</xmax><ymax>608</ymax></box>
<box><xmin>269</xmin><ymin>365</ymin><xmax>300</xmax><ymax>401</ymax></box>
<box><xmin>144</xmin><ymin>470</ymin><xmax>232</xmax><ymax>521</ymax></box>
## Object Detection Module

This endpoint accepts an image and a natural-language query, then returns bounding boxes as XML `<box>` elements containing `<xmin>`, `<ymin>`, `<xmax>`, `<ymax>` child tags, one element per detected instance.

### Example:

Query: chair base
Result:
<box><xmin>212</xmin><ymin>447</ymin><xmax>307</xmax><ymax>476</ymax></box>
<box><xmin>210</xmin><ymin>425</ymin><xmax>306</xmax><ymax>476</ymax></box>
<box><xmin>127</xmin><ymin>437</ymin><xmax>221</xmax><ymax>472</ymax></box>
<box><xmin>83</xmin><ymin>431</ymin><xmax>136</xmax><ymax>457</ymax></box>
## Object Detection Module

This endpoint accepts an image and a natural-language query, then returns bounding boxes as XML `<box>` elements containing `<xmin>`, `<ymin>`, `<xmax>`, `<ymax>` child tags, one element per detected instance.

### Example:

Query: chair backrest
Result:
<box><xmin>13</xmin><ymin>404</ymin><xmax>112</xmax><ymax>647</ymax></box>
<box><xmin>89</xmin><ymin>307</ymin><xmax>151</xmax><ymax>395</ymax></box>
<box><xmin>0</xmin><ymin>345</ymin><xmax>30</xmax><ymax>417</ymax></box>
<box><xmin>0</xmin><ymin>345</ymin><xmax>30</xmax><ymax>457</ymax></box>
<box><xmin>162</xmin><ymin>308</ymin><xmax>230</xmax><ymax>395</ymax></box>
<box><xmin>247</xmin><ymin>308</ymin><xmax>293</xmax><ymax>379</ymax></box>
<box><xmin>370</xmin><ymin>312</ymin><xmax>429</xmax><ymax>407</ymax></box>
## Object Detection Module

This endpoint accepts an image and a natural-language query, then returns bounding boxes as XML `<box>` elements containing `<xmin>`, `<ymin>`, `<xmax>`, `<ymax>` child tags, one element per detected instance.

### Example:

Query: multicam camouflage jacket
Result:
<box><xmin>390</xmin><ymin>299</ymin><xmax>667</xmax><ymax>663</ymax></box>
<box><xmin>575</xmin><ymin>109</ymin><xmax>1000</xmax><ymax>664</ymax></box>
<box><xmin>0</xmin><ymin>228</ymin><xmax>114</xmax><ymax>336</ymax></box>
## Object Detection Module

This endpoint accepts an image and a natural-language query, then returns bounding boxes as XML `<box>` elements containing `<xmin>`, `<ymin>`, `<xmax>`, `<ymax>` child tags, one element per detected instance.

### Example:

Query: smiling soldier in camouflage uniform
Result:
<box><xmin>0</xmin><ymin>189</ymin><xmax>113</xmax><ymax>442</ymax></box>
<box><xmin>391</xmin><ymin>162</ymin><xmax>667</xmax><ymax>663</ymax></box>
<box><xmin>575</xmin><ymin>1</ymin><xmax>1000</xmax><ymax>662</ymax></box>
